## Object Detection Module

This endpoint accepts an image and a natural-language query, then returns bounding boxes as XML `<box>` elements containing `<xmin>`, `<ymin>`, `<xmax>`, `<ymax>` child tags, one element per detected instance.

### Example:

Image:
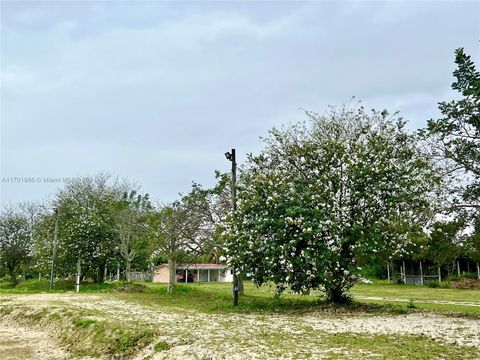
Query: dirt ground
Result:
<box><xmin>1</xmin><ymin>293</ymin><xmax>480</xmax><ymax>359</ymax></box>
<box><xmin>0</xmin><ymin>322</ymin><xmax>71</xmax><ymax>360</ymax></box>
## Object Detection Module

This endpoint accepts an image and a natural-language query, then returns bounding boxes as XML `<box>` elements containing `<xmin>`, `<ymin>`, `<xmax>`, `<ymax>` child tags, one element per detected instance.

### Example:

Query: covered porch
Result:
<box><xmin>177</xmin><ymin>264</ymin><xmax>232</xmax><ymax>283</ymax></box>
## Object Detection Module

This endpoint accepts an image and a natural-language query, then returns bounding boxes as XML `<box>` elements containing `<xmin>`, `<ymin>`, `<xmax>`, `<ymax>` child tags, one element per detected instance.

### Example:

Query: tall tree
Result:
<box><xmin>181</xmin><ymin>174</ymin><xmax>231</xmax><ymax>263</ymax></box>
<box><xmin>423</xmin><ymin>47</ymin><xmax>480</xmax><ymax>262</ymax></box>
<box><xmin>149</xmin><ymin>199</ymin><xmax>204</xmax><ymax>293</ymax></box>
<box><xmin>53</xmin><ymin>174</ymin><xmax>126</xmax><ymax>283</ymax></box>
<box><xmin>0</xmin><ymin>207</ymin><xmax>33</xmax><ymax>286</ymax></box>
<box><xmin>113</xmin><ymin>190</ymin><xmax>151</xmax><ymax>281</ymax></box>
<box><xmin>226</xmin><ymin>105</ymin><xmax>440</xmax><ymax>303</ymax></box>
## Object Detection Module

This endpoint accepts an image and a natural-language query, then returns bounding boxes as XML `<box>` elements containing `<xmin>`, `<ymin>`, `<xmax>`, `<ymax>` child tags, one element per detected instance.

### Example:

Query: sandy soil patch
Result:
<box><xmin>0</xmin><ymin>321</ymin><xmax>72</xmax><ymax>360</ymax></box>
<box><xmin>1</xmin><ymin>293</ymin><xmax>480</xmax><ymax>359</ymax></box>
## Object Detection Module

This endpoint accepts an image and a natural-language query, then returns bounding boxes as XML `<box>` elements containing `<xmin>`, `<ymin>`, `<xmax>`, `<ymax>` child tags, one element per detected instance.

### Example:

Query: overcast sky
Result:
<box><xmin>1</xmin><ymin>1</ymin><xmax>479</xmax><ymax>205</ymax></box>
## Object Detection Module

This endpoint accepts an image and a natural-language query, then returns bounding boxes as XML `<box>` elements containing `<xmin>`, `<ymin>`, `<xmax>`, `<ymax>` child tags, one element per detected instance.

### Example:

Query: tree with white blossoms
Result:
<box><xmin>54</xmin><ymin>174</ymin><xmax>128</xmax><ymax>283</ymax></box>
<box><xmin>225</xmin><ymin>105</ymin><xmax>441</xmax><ymax>303</ymax></box>
<box><xmin>0</xmin><ymin>207</ymin><xmax>33</xmax><ymax>286</ymax></box>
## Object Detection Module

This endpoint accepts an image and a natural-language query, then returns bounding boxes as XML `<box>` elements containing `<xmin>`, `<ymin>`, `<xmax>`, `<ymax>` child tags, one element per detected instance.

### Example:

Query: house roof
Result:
<box><xmin>155</xmin><ymin>263</ymin><xmax>228</xmax><ymax>270</ymax></box>
<box><xmin>178</xmin><ymin>263</ymin><xmax>227</xmax><ymax>270</ymax></box>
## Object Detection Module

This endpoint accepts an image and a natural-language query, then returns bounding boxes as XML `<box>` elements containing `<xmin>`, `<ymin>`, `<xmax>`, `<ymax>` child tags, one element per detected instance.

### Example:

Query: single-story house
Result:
<box><xmin>153</xmin><ymin>263</ymin><xmax>233</xmax><ymax>283</ymax></box>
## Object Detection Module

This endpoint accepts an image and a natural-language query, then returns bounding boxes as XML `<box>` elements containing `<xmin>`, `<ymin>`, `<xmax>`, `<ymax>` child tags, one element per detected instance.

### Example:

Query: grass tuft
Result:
<box><xmin>154</xmin><ymin>340</ymin><xmax>170</xmax><ymax>352</ymax></box>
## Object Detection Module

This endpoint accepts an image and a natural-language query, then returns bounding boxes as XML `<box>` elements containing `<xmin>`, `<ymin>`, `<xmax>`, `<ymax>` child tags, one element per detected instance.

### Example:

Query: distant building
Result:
<box><xmin>153</xmin><ymin>263</ymin><xmax>233</xmax><ymax>283</ymax></box>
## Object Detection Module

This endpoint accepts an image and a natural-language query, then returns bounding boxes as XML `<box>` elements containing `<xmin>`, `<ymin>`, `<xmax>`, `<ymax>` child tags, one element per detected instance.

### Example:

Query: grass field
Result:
<box><xmin>0</xmin><ymin>280</ymin><xmax>479</xmax><ymax>359</ymax></box>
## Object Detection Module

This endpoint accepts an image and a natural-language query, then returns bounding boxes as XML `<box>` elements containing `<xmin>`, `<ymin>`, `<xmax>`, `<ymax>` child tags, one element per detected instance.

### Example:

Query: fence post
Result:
<box><xmin>419</xmin><ymin>261</ymin><xmax>424</xmax><ymax>285</ymax></box>
<box><xmin>76</xmin><ymin>257</ymin><xmax>81</xmax><ymax>293</ymax></box>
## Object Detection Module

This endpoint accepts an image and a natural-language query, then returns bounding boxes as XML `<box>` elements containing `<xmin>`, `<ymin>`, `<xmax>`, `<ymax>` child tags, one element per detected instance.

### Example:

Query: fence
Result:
<box><xmin>109</xmin><ymin>270</ymin><xmax>152</xmax><ymax>282</ymax></box>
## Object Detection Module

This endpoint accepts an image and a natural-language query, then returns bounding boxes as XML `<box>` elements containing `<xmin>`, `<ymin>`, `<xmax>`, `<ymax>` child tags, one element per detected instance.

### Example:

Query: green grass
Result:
<box><xmin>0</xmin><ymin>279</ymin><xmax>116</xmax><ymax>293</ymax></box>
<box><xmin>1</xmin><ymin>279</ymin><xmax>479</xmax><ymax>316</ymax></box>
<box><xmin>351</xmin><ymin>282</ymin><xmax>480</xmax><ymax>303</ymax></box>
<box><xmin>153</xmin><ymin>340</ymin><xmax>170</xmax><ymax>352</ymax></box>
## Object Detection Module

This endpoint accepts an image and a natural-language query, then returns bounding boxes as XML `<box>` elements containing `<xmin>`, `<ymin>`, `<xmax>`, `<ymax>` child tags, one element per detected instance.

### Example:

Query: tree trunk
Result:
<box><xmin>9</xmin><ymin>268</ymin><xmax>17</xmax><ymax>287</ymax></box>
<box><xmin>97</xmin><ymin>262</ymin><xmax>106</xmax><ymax>284</ymax></box>
<box><xmin>125</xmin><ymin>261</ymin><xmax>131</xmax><ymax>282</ymax></box>
<box><xmin>168</xmin><ymin>258</ymin><xmax>176</xmax><ymax>294</ymax></box>
<box><xmin>238</xmin><ymin>275</ymin><xmax>245</xmax><ymax>295</ymax></box>
<box><xmin>326</xmin><ymin>286</ymin><xmax>348</xmax><ymax>304</ymax></box>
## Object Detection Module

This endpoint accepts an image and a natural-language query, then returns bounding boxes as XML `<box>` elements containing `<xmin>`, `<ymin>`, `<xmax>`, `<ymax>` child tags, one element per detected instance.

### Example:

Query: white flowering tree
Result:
<box><xmin>0</xmin><ymin>207</ymin><xmax>33</xmax><ymax>286</ymax></box>
<box><xmin>226</xmin><ymin>105</ymin><xmax>440</xmax><ymax>303</ymax></box>
<box><xmin>54</xmin><ymin>174</ymin><xmax>126</xmax><ymax>283</ymax></box>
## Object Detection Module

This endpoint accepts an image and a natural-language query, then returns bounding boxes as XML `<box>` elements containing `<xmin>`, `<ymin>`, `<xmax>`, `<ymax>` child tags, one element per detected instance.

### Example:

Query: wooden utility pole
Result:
<box><xmin>226</xmin><ymin>148</ymin><xmax>239</xmax><ymax>306</ymax></box>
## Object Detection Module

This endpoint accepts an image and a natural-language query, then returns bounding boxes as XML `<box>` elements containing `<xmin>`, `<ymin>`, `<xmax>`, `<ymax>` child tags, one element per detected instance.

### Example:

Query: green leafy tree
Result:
<box><xmin>148</xmin><ymin>201</ymin><xmax>202</xmax><ymax>292</ymax></box>
<box><xmin>182</xmin><ymin>173</ymin><xmax>231</xmax><ymax>263</ymax></box>
<box><xmin>226</xmin><ymin>105</ymin><xmax>440</xmax><ymax>303</ymax></box>
<box><xmin>423</xmin><ymin>47</ymin><xmax>480</xmax><ymax>263</ymax></box>
<box><xmin>112</xmin><ymin>190</ymin><xmax>151</xmax><ymax>281</ymax></box>
<box><xmin>425</xmin><ymin>220</ymin><xmax>466</xmax><ymax>276</ymax></box>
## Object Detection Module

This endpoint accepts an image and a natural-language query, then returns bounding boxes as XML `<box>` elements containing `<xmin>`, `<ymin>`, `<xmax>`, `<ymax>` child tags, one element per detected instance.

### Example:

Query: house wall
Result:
<box><xmin>220</xmin><ymin>269</ymin><xmax>233</xmax><ymax>282</ymax></box>
<box><xmin>153</xmin><ymin>266</ymin><xmax>170</xmax><ymax>283</ymax></box>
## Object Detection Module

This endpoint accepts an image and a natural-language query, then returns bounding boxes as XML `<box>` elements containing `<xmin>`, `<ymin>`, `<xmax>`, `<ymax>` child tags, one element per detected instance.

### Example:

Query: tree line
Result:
<box><xmin>1</xmin><ymin>48</ymin><xmax>478</xmax><ymax>302</ymax></box>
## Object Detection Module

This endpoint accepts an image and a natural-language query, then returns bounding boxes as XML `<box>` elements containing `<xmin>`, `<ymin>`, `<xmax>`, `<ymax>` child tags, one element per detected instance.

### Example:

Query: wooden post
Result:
<box><xmin>208</xmin><ymin>269</ymin><xmax>210</xmax><ymax>282</ymax></box>
<box><xmin>438</xmin><ymin>266</ymin><xmax>441</xmax><ymax>283</ymax></box>
<box><xmin>185</xmin><ymin>269</ymin><xmax>188</xmax><ymax>283</ymax></box>
<box><xmin>387</xmin><ymin>264</ymin><xmax>390</xmax><ymax>284</ymax></box>
<box><xmin>419</xmin><ymin>261</ymin><xmax>424</xmax><ymax>285</ymax></box>
<box><xmin>76</xmin><ymin>257</ymin><xmax>81</xmax><ymax>293</ymax></box>
<box><xmin>402</xmin><ymin>260</ymin><xmax>406</xmax><ymax>284</ymax></box>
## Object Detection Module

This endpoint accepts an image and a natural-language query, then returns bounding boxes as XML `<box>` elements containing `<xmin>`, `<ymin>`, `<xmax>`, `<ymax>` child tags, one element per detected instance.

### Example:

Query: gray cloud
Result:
<box><xmin>1</xmin><ymin>1</ymin><xmax>479</xmax><ymax>204</ymax></box>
